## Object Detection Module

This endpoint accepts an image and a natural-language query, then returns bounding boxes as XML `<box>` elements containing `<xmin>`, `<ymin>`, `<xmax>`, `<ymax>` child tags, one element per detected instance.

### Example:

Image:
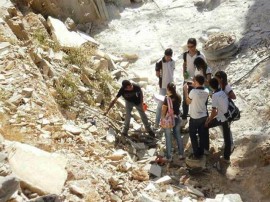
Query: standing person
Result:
<box><xmin>161</xmin><ymin>83</ymin><xmax>184</xmax><ymax>161</ymax></box>
<box><xmin>181</xmin><ymin>38</ymin><xmax>206</xmax><ymax>129</ymax></box>
<box><xmin>215</xmin><ymin>70</ymin><xmax>236</xmax><ymax>151</ymax></box>
<box><xmin>183</xmin><ymin>75</ymin><xmax>209</xmax><ymax>159</ymax></box>
<box><xmin>104</xmin><ymin>80</ymin><xmax>155</xmax><ymax>137</ymax></box>
<box><xmin>205</xmin><ymin>78</ymin><xmax>232</xmax><ymax>163</ymax></box>
<box><xmin>155</xmin><ymin>48</ymin><xmax>175</xmax><ymax>129</ymax></box>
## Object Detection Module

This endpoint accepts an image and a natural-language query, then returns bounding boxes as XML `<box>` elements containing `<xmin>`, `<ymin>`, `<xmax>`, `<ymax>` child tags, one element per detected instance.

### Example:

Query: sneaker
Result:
<box><xmin>180</xmin><ymin>119</ymin><xmax>188</xmax><ymax>129</ymax></box>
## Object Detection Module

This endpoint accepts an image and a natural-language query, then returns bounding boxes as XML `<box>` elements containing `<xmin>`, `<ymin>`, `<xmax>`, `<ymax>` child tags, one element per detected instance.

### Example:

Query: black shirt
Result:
<box><xmin>163</xmin><ymin>94</ymin><xmax>181</xmax><ymax>116</ymax></box>
<box><xmin>116</xmin><ymin>84</ymin><xmax>142</xmax><ymax>105</ymax></box>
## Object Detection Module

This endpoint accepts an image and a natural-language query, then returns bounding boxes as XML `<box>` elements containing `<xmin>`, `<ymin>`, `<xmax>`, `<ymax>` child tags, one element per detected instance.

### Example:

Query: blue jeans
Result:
<box><xmin>164</xmin><ymin>117</ymin><xmax>184</xmax><ymax>159</ymax></box>
<box><xmin>123</xmin><ymin>100</ymin><xmax>152</xmax><ymax>134</ymax></box>
<box><xmin>189</xmin><ymin>116</ymin><xmax>208</xmax><ymax>158</ymax></box>
<box><xmin>155</xmin><ymin>88</ymin><xmax>167</xmax><ymax>127</ymax></box>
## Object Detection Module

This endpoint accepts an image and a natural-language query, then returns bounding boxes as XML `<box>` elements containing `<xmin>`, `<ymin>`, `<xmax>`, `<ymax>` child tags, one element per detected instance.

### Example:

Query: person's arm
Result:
<box><xmin>228</xmin><ymin>90</ymin><xmax>236</xmax><ymax>99</ymax></box>
<box><xmin>156</xmin><ymin>71</ymin><xmax>160</xmax><ymax>78</ymax></box>
<box><xmin>184</xmin><ymin>84</ymin><xmax>192</xmax><ymax>105</ymax></box>
<box><xmin>104</xmin><ymin>97</ymin><xmax>118</xmax><ymax>116</ymax></box>
<box><xmin>205</xmin><ymin>107</ymin><xmax>218</xmax><ymax>127</ymax></box>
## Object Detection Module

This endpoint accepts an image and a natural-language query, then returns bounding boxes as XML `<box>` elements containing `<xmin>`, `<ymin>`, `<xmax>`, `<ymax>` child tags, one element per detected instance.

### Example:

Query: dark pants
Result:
<box><xmin>208</xmin><ymin>119</ymin><xmax>231</xmax><ymax>160</ymax></box>
<box><xmin>189</xmin><ymin>116</ymin><xmax>208</xmax><ymax>158</ymax></box>
<box><xmin>182</xmin><ymin>83</ymin><xmax>193</xmax><ymax>119</ymax></box>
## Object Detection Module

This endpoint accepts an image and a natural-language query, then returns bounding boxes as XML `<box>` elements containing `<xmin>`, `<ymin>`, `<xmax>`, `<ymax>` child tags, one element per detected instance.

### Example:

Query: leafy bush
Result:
<box><xmin>55</xmin><ymin>73</ymin><xmax>79</xmax><ymax>108</ymax></box>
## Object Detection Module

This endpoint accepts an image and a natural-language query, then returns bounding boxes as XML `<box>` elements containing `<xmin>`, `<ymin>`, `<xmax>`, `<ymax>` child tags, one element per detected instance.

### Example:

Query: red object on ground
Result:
<box><xmin>143</xmin><ymin>103</ymin><xmax>148</xmax><ymax>111</ymax></box>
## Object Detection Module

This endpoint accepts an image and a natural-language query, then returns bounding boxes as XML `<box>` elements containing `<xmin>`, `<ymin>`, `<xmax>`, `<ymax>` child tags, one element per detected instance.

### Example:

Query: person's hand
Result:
<box><xmin>205</xmin><ymin>118</ymin><xmax>210</xmax><ymax>127</ymax></box>
<box><xmin>183</xmin><ymin>83</ymin><xmax>189</xmax><ymax>92</ymax></box>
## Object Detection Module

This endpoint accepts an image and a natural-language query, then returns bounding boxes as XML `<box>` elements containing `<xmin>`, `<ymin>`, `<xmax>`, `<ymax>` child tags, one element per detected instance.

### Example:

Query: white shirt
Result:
<box><xmin>194</xmin><ymin>66</ymin><xmax>212</xmax><ymax>77</ymax></box>
<box><xmin>161</xmin><ymin>60</ymin><xmax>175</xmax><ymax>88</ymax></box>
<box><xmin>224</xmin><ymin>84</ymin><xmax>233</xmax><ymax>96</ymax></box>
<box><xmin>212</xmin><ymin>90</ymin><xmax>229</xmax><ymax>122</ymax></box>
<box><xmin>186</xmin><ymin>52</ymin><xmax>205</xmax><ymax>80</ymax></box>
<box><xmin>189</xmin><ymin>88</ymin><xmax>209</xmax><ymax>119</ymax></box>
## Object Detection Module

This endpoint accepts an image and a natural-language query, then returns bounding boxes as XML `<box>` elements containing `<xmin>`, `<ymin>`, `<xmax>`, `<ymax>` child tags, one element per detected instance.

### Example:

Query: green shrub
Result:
<box><xmin>55</xmin><ymin>73</ymin><xmax>79</xmax><ymax>108</ymax></box>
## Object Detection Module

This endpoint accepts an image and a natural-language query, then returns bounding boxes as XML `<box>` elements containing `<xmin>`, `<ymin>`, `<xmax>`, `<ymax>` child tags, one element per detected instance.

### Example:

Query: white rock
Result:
<box><xmin>136</xmin><ymin>193</ymin><xmax>160</xmax><ymax>202</ymax></box>
<box><xmin>144</xmin><ymin>182</ymin><xmax>157</xmax><ymax>191</ymax></box>
<box><xmin>222</xmin><ymin>194</ymin><xmax>243</xmax><ymax>202</ymax></box>
<box><xmin>63</xmin><ymin>124</ymin><xmax>82</xmax><ymax>135</ymax></box>
<box><xmin>106</xmin><ymin>128</ymin><xmax>116</xmax><ymax>143</ymax></box>
<box><xmin>155</xmin><ymin>175</ymin><xmax>172</xmax><ymax>184</ymax></box>
<box><xmin>0</xmin><ymin>74</ymin><xmax>5</xmax><ymax>81</ymax></box>
<box><xmin>7</xmin><ymin>142</ymin><xmax>67</xmax><ymax>195</ymax></box>
<box><xmin>47</xmin><ymin>16</ymin><xmax>99</xmax><ymax>48</ymax></box>
<box><xmin>0</xmin><ymin>42</ymin><xmax>10</xmax><ymax>55</ymax></box>
<box><xmin>88</xmin><ymin>125</ymin><xmax>97</xmax><ymax>134</ymax></box>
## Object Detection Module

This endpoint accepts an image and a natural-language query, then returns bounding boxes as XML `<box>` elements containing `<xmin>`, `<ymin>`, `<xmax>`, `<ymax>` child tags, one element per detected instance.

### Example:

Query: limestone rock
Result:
<box><xmin>63</xmin><ymin>124</ymin><xmax>82</xmax><ymax>135</ymax></box>
<box><xmin>0</xmin><ymin>175</ymin><xmax>19</xmax><ymax>202</ymax></box>
<box><xmin>22</xmin><ymin>88</ymin><xmax>34</xmax><ymax>98</ymax></box>
<box><xmin>6</xmin><ymin>17</ymin><xmax>29</xmax><ymax>40</ymax></box>
<box><xmin>7</xmin><ymin>142</ymin><xmax>67</xmax><ymax>195</ymax></box>
<box><xmin>47</xmin><ymin>16</ymin><xmax>99</xmax><ymax>48</ymax></box>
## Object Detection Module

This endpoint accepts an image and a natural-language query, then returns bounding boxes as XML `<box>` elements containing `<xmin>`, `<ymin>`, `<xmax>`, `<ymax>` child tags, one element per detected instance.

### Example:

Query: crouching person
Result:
<box><xmin>161</xmin><ymin>83</ymin><xmax>184</xmax><ymax>161</ymax></box>
<box><xmin>104</xmin><ymin>80</ymin><xmax>155</xmax><ymax>137</ymax></box>
<box><xmin>205</xmin><ymin>78</ymin><xmax>232</xmax><ymax>163</ymax></box>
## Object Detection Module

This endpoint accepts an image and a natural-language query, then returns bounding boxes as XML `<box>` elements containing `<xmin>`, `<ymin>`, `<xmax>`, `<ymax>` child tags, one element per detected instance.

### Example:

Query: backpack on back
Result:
<box><xmin>224</xmin><ymin>98</ymin><xmax>240</xmax><ymax>122</ymax></box>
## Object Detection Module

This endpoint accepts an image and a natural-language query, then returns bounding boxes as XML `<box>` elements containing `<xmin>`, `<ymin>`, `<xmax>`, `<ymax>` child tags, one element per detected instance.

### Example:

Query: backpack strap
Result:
<box><xmin>167</xmin><ymin>96</ymin><xmax>173</xmax><ymax>112</ymax></box>
<box><xmin>183</xmin><ymin>51</ymin><xmax>201</xmax><ymax>63</ymax></box>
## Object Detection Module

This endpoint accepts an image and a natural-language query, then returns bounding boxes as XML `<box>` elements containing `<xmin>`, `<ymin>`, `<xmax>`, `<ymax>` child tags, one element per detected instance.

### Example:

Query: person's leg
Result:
<box><xmin>135</xmin><ymin>103</ymin><xmax>152</xmax><ymax>133</ymax></box>
<box><xmin>182</xmin><ymin>90</ymin><xmax>189</xmax><ymax>120</ymax></box>
<box><xmin>173</xmin><ymin>117</ymin><xmax>184</xmax><ymax>156</ymax></box>
<box><xmin>189</xmin><ymin>118</ymin><xmax>200</xmax><ymax>157</ymax></box>
<box><xmin>198</xmin><ymin>116</ymin><xmax>208</xmax><ymax>156</ymax></box>
<box><xmin>222</xmin><ymin>121</ymin><xmax>232</xmax><ymax>161</ymax></box>
<box><xmin>122</xmin><ymin>101</ymin><xmax>133</xmax><ymax>134</ymax></box>
<box><xmin>164</xmin><ymin>128</ymin><xmax>172</xmax><ymax>159</ymax></box>
<box><xmin>155</xmin><ymin>88</ymin><xmax>167</xmax><ymax>127</ymax></box>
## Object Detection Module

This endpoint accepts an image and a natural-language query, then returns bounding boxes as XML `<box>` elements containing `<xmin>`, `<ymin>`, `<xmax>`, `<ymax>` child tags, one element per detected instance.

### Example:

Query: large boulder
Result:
<box><xmin>47</xmin><ymin>16</ymin><xmax>99</xmax><ymax>48</ymax></box>
<box><xmin>7</xmin><ymin>142</ymin><xmax>68</xmax><ymax>195</ymax></box>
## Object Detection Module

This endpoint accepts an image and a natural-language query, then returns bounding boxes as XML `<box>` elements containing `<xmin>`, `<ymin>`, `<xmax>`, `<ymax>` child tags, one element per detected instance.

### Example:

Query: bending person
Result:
<box><xmin>104</xmin><ymin>80</ymin><xmax>155</xmax><ymax>137</ymax></box>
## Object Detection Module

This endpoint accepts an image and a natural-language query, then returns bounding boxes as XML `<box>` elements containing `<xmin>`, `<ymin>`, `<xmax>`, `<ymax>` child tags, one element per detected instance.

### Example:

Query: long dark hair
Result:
<box><xmin>215</xmin><ymin>71</ymin><xmax>228</xmax><ymax>90</ymax></box>
<box><xmin>194</xmin><ymin>57</ymin><xmax>207</xmax><ymax>78</ymax></box>
<box><xmin>167</xmin><ymin>82</ymin><xmax>181</xmax><ymax>103</ymax></box>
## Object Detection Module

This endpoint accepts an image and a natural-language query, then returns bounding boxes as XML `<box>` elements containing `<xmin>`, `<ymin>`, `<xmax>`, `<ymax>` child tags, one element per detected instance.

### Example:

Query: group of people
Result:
<box><xmin>104</xmin><ymin>38</ymin><xmax>236</xmax><ymax>164</ymax></box>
